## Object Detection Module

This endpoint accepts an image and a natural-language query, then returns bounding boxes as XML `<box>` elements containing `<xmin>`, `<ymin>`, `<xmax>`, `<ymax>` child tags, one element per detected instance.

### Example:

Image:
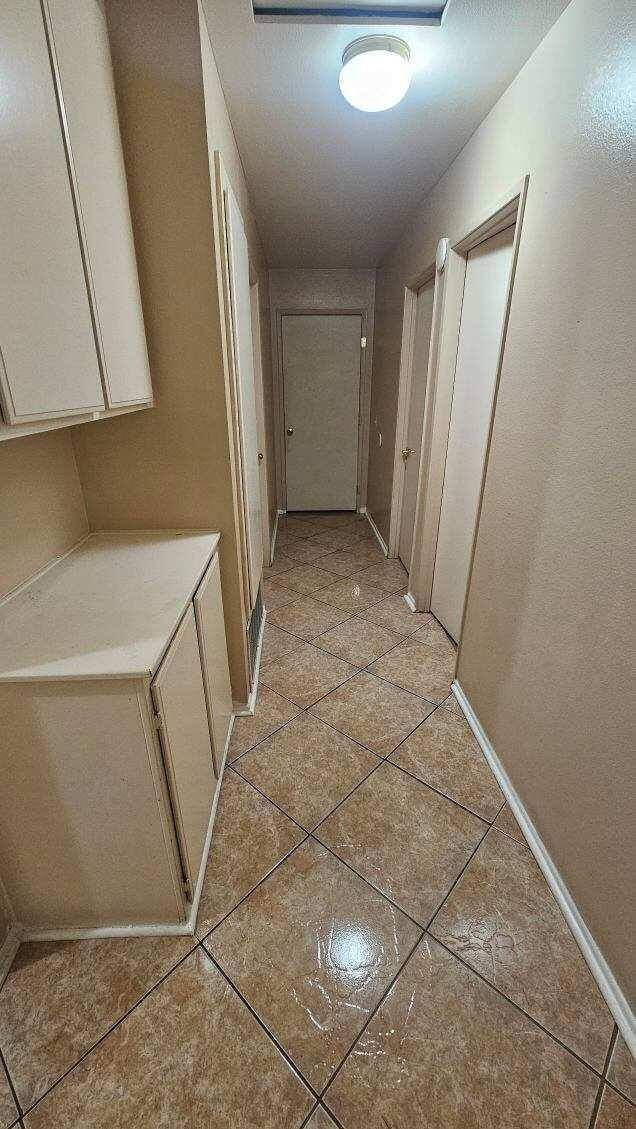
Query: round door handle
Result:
<box><xmin>258</xmin><ymin>452</ymin><xmax>264</xmax><ymax>461</ymax></box>
<box><xmin>286</xmin><ymin>427</ymin><xmax>294</xmax><ymax>436</ymax></box>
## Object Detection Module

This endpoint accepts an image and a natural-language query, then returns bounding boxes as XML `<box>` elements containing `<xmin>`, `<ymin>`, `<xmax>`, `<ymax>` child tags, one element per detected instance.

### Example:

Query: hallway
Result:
<box><xmin>0</xmin><ymin>511</ymin><xmax>632</xmax><ymax>1126</ymax></box>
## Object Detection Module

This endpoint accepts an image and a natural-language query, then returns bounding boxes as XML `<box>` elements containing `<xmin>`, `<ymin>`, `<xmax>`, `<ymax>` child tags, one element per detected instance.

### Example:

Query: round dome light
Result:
<box><xmin>339</xmin><ymin>36</ymin><xmax>412</xmax><ymax>113</ymax></box>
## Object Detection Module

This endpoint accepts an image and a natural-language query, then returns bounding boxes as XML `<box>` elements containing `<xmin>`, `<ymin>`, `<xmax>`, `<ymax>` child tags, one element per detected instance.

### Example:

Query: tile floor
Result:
<box><xmin>0</xmin><ymin>510</ymin><xmax>632</xmax><ymax>1128</ymax></box>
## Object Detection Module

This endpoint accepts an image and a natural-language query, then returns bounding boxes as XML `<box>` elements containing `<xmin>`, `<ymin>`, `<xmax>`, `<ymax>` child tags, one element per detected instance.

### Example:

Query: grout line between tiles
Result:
<box><xmin>227</xmin><ymin>764</ymin><xmax>310</xmax><ymax>833</ymax></box>
<box><xmin>0</xmin><ymin>1044</ymin><xmax>22</xmax><ymax>1121</ymax></box>
<box><xmin>588</xmin><ymin>1025</ymin><xmax>619</xmax><ymax>1129</ymax></box>
<box><xmin>202</xmin><ymin>948</ymin><xmax>322</xmax><ymax>1104</ymax></box>
<box><xmin>297</xmin><ymin>1100</ymin><xmax>319</xmax><ymax>1128</ymax></box>
<box><xmin>320</xmin><ymin>930</ymin><xmax>424</xmax><ymax>1101</ymax></box>
<box><xmin>14</xmin><ymin>942</ymin><xmax>200</xmax><ymax>1120</ymax></box>
<box><xmin>430</xmin><ymin>935</ymin><xmax>609</xmax><ymax>1080</ymax></box>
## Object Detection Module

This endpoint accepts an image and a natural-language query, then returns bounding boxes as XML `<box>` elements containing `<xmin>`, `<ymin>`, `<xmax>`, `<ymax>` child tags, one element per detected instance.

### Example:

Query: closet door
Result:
<box><xmin>194</xmin><ymin>554</ymin><xmax>233</xmax><ymax>777</ymax></box>
<box><xmin>0</xmin><ymin>0</ymin><xmax>104</xmax><ymax>423</ymax></box>
<box><xmin>431</xmin><ymin>225</ymin><xmax>515</xmax><ymax>641</ymax></box>
<box><xmin>224</xmin><ymin>185</ymin><xmax>263</xmax><ymax>611</ymax></box>
<box><xmin>45</xmin><ymin>0</ymin><xmax>153</xmax><ymax>408</ymax></box>
<box><xmin>152</xmin><ymin>606</ymin><xmax>216</xmax><ymax>895</ymax></box>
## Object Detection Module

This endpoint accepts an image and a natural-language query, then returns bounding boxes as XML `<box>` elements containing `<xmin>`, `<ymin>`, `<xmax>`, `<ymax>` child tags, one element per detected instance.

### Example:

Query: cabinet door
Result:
<box><xmin>0</xmin><ymin>0</ymin><xmax>104</xmax><ymax>423</ymax></box>
<box><xmin>45</xmin><ymin>0</ymin><xmax>153</xmax><ymax>408</ymax></box>
<box><xmin>152</xmin><ymin>606</ymin><xmax>216</xmax><ymax>894</ymax></box>
<box><xmin>194</xmin><ymin>553</ymin><xmax>233</xmax><ymax>776</ymax></box>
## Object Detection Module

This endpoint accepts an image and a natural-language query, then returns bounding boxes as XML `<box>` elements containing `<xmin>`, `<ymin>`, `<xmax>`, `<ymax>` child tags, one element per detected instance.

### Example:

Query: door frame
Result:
<box><xmin>401</xmin><ymin>176</ymin><xmax>530</xmax><ymax>649</ymax></box>
<box><xmin>388</xmin><ymin>262</ymin><xmax>439</xmax><ymax>563</ymax></box>
<box><xmin>249</xmin><ymin>279</ymin><xmax>272</xmax><ymax>567</ymax></box>
<box><xmin>273</xmin><ymin>308</ymin><xmax>368</xmax><ymax>512</ymax></box>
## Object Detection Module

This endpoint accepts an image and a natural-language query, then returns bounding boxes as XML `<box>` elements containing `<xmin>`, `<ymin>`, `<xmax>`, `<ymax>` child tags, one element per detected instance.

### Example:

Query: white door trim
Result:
<box><xmin>405</xmin><ymin>177</ymin><xmax>530</xmax><ymax>647</ymax></box>
<box><xmin>452</xmin><ymin>679</ymin><xmax>636</xmax><ymax>1056</ymax></box>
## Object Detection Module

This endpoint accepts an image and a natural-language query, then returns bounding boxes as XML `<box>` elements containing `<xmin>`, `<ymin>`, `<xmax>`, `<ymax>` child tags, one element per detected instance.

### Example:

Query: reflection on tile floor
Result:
<box><xmin>0</xmin><ymin>512</ymin><xmax>629</xmax><ymax>1127</ymax></box>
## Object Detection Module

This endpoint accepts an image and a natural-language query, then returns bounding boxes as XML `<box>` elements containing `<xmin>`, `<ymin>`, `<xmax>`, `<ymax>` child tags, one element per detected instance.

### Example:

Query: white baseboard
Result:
<box><xmin>452</xmin><ymin>679</ymin><xmax>636</xmax><ymax>1056</ymax></box>
<box><xmin>233</xmin><ymin>606</ymin><xmax>267</xmax><ymax>716</ymax></box>
<box><xmin>0</xmin><ymin>924</ymin><xmax>21</xmax><ymax>987</ymax></box>
<box><xmin>403</xmin><ymin>591</ymin><xmax>417</xmax><ymax>612</ymax></box>
<box><xmin>363</xmin><ymin>509</ymin><xmax>388</xmax><ymax>557</ymax></box>
<box><xmin>269</xmin><ymin>511</ymin><xmax>279</xmax><ymax>566</ymax></box>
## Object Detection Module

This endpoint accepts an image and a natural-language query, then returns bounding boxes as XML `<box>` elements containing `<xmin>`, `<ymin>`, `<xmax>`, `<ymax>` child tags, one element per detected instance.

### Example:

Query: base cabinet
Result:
<box><xmin>0</xmin><ymin>533</ymin><xmax>231</xmax><ymax>936</ymax></box>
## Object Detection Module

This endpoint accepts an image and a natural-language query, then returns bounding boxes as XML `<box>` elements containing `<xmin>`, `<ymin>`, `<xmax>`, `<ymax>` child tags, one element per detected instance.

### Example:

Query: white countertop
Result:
<box><xmin>0</xmin><ymin>531</ymin><xmax>220</xmax><ymax>681</ymax></box>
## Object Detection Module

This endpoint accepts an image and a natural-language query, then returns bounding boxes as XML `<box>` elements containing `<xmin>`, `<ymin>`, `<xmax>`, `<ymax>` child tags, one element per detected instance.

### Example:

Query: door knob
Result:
<box><xmin>401</xmin><ymin>447</ymin><xmax>412</xmax><ymax>461</ymax></box>
<box><xmin>258</xmin><ymin>452</ymin><xmax>264</xmax><ymax>461</ymax></box>
<box><xmin>286</xmin><ymin>427</ymin><xmax>294</xmax><ymax>436</ymax></box>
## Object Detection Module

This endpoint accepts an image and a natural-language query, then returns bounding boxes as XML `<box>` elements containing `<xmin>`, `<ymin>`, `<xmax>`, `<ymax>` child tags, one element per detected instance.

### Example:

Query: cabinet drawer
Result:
<box><xmin>194</xmin><ymin>553</ymin><xmax>233</xmax><ymax>776</ymax></box>
<box><xmin>152</xmin><ymin>605</ymin><xmax>216</xmax><ymax>895</ymax></box>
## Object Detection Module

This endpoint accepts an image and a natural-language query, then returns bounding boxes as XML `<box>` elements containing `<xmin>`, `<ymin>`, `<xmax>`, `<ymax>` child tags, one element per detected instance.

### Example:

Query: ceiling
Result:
<box><xmin>202</xmin><ymin>0</ymin><xmax>571</xmax><ymax>267</ymax></box>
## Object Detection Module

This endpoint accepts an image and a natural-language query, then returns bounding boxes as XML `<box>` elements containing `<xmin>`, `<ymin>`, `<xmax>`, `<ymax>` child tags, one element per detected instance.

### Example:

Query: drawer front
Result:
<box><xmin>193</xmin><ymin>553</ymin><xmax>233</xmax><ymax>776</ymax></box>
<box><xmin>152</xmin><ymin>605</ymin><xmax>216</xmax><ymax>894</ymax></box>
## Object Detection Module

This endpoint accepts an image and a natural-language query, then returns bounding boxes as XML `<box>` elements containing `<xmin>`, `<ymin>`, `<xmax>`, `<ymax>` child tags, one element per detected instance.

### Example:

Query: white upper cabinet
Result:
<box><xmin>0</xmin><ymin>0</ymin><xmax>152</xmax><ymax>435</ymax></box>
<box><xmin>0</xmin><ymin>0</ymin><xmax>105</xmax><ymax>423</ymax></box>
<box><xmin>46</xmin><ymin>0</ymin><xmax>152</xmax><ymax>408</ymax></box>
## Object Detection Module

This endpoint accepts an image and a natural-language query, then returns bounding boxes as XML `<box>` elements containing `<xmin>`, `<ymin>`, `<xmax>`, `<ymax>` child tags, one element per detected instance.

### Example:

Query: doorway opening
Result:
<box><xmin>276</xmin><ymin>310</ymin><xmax>366</xmax><ymax>513</ymax></box>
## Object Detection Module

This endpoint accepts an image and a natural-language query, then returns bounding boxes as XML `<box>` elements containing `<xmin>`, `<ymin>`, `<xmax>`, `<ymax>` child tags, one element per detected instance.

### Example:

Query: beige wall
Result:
<box><xmin>71</xmin><ymin>0</ymin><xmax>268</xmax><ymax>702</ymax></box>
<box><xmin>368</xmin><ymin>0</ymin><xmax>635</xmax><ymax>1004</ymax></box>
<box><xmin>0</xmin><ymin>431</ymin><xmax>87</xmax><ymax>600</ymax></box>
<box><xmin>269</xmin><ymin>269</ymin><xmax>376</xmax><ymax>509</ymax></box>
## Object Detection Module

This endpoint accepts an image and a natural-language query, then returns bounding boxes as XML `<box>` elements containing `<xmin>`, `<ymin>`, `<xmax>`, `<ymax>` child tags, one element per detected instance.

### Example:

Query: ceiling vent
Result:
<box><xmin>252</xmin><ymin>1</ymin><xmax>449</xmax><ymax>25</ymax></box>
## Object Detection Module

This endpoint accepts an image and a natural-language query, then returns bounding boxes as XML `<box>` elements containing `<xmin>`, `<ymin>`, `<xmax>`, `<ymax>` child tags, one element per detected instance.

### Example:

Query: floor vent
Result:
<box><xmin>248</xmin><ymin>586</ymin><xmax>264</xmax><ymax>679</ymax></box>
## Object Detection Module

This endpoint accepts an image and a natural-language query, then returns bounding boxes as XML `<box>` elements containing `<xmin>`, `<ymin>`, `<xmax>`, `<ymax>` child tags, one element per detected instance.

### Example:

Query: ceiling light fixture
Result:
<box><xmin>339</xmin><ymin>35</ymin><xmax>412</xmax><ymax>113</ymax></box>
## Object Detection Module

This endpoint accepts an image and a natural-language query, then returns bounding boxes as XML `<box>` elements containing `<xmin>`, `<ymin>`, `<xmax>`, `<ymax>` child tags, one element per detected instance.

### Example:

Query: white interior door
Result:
<box><xmin>431</xmin><ymin>225</ymin><xmax>515</xmax><ymax>641</ymax></box>
<box><xmin>225</xmin><ymin>186</ymin><xmax>263</xmax><ymax>609</ymax></box>
<box><xmin>282</xmin><ymin>314</ymin><xmax>361</xmax><ymax>511</ymax></box>
<box><xmin>398</xmin><ymin>277</ymin><xmax>436</xmax><ymax>569</ymax></box>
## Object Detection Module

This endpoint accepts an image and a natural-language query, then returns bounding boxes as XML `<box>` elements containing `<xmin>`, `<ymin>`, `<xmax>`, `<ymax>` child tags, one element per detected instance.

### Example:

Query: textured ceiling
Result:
<box><xmin>202</xmin><ymin>0</ymin><xmax>571</xmax><ymax>266</ymax></box>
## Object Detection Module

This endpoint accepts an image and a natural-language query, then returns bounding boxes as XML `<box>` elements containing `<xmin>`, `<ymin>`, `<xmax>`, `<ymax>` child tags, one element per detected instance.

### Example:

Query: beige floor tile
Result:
<box><xmin>276</xmin><ymin>527</ymin><xmax>308</xmax><ymax>547</ymax></box>
<box><xmin>390</xmin><ymin>707</ymin><xmax>504</xmax><ymax>821</ymax></box>
<box><xmin>316</xmin><ymin>578</ymin><xmax>387</xmax><ymax>614</ymax></box>
<box><xmin>228</xmin><ymin>685</ymin><xmax>300</xmax><ymax>761</ymax></box>
<box><xmin>440</xmin><ymin>692</ymin><xmax>463</xmax><ymax>716</ymax></box>
<box><xmin>317</xmin><ymin>547</ymin><xmax>384</xmax><ymax>577</ymax></box>
<box><xmin>310</xmin><ymin>670</ymin><xmax>435</xmax><ymax>756</ymax></box>
<box><xmin>234</xmin><ymin>713</ymin><xmax>379</xmax><ymax>830</ymax></box>
<box><xmin>23</xmin><ymin>949</ymin><xmax>313</xmax><ymax>1129</ymax></box>
<box><xmin>195</xmin><ymin>772</ymin><xmax>304</xmax><ymax>938</ymax></box>
<box><xmin>284</xmin><ymin>539</ymin><xmax>336</xmax><ymax>564</ymax></box>
<box><xmin>360</xmin><ymin>595</ymin><xmax>433</xmax><ymax>636</ymax></box>
<box><xmin>305</xmin><ymin>1106</ymin><xmax>339</xmax><ymax>1129</ymax></box>
<box><xmin>307</xmin><ymin>513</ymin><xmax>361</xmax><ymax>530</ymax></box>
<box><xmin>261</xmin><ymin>623</ymin><xmax>304</xmax><ymax>666</ymax></box>
<box><xmin>316</xmin><ymin>762</ymin><xmax>485</xmax><ymax>924</ymax></box>
<box><xmin>275</xmin><ymin>564</ymin><xmax>336</xmax><ymax>595</ymax></box>
<box><xmin>263</xmin><ymin>578</ymin><xmax>299</xmax><ymax>609</ymax></box>
<box><xmin>368</xmin><ymin>635</ymin><xmax>455</xmax><ymax>702</ymax></box>
<box><xmin>267</xmin><ymin>597</ymin><xmax>350</xmax><ymax>642</ymax></box>
<box><xmin>430</xmin><ymin>828</ymin><xmax>614</xmax><ymax>1069</ymax></box>
<box><xmin>0</xmin><ymin>933</ymin><xmax>196</xmax><ymax>1112</ymax></box>
<box><xmin>411</xmin><ymin>616</ymin><xmax>455</xmax><ymax>646</ymax></box>
<box><xmin>0</xmin><ymin>1063</ymin><xmax>17</xmax><ymax>1129</ymax></box>
<box><xmin>314</xmin><ymin>617</ymin><xmax>403</xmax><ymax>667</ymax></box>
<box><xmin>596</xmin><ymin>1085</ymin><xmax>636</xmax><ymax>1129</ymax></box>
<box><xmin>324</xmin><ymin>936</ymin><xmax>598</xmax><ymax>1129</ymax></box>
<box><xmin>280</xmin><ymin>516</ymin><xmax>324</xmax><ymax>537</ymax></box>
<box><xmin>264</xmin><ymin>553</ymin><xmax>297</xmax><ymax>577</ymax></box>
<box><xmin>349</xmin><ymin>559</ymin><xmax>409</xmax><ymax>593</ymax></box>
<box><xmin>260</xmin><ymin>643</ymin><xmax>357</xmax><ymax>708</ymax></box>
<box><xmin>206</xmin><ymin>840</ymin><xmax>420</xmax><ymax>1091</ymax></box>
<box><xmin>609</xmin><ymin>1035</ymin><xmax>636</xmax><ymax>1103</ymax></box>
<box><xmin>493</xmin><ymin>802</ymin><xmax>525</xmax><ymax>843</ymax></box>
<box><xmin>310</xmin><ymin>529</ymin><xmax>362</xmax><ymax>551</ymax></box>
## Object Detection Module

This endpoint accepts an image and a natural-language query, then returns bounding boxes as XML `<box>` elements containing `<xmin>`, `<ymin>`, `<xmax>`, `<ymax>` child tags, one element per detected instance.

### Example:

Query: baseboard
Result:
<box><xmin>233</xmin><ymin>606</ymin><xmax>267</xmax><ymax>716</ymax></box>
<box><xmin>269</xmin><ymin>511</ymin><xmax>280</xmax><ymax>566</ymax></box>
<box><xmin>363</xmin><ymin>509</ymin><xmax>388</xmax><ymax>557</ymax></box>
<box><xmin>403</xmin><ymin>591</ymin><xmax>417</xmax><ymax>612</ymax></box>
<box><xmin>452</xmin><ymin>680</ymin><xmax>636</xmax><ymax>1056</ymax></box>
<box><xmin>0</xmin><ymin>924</ymin><xmax>20</xmax><ymax>987</ymax></box>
